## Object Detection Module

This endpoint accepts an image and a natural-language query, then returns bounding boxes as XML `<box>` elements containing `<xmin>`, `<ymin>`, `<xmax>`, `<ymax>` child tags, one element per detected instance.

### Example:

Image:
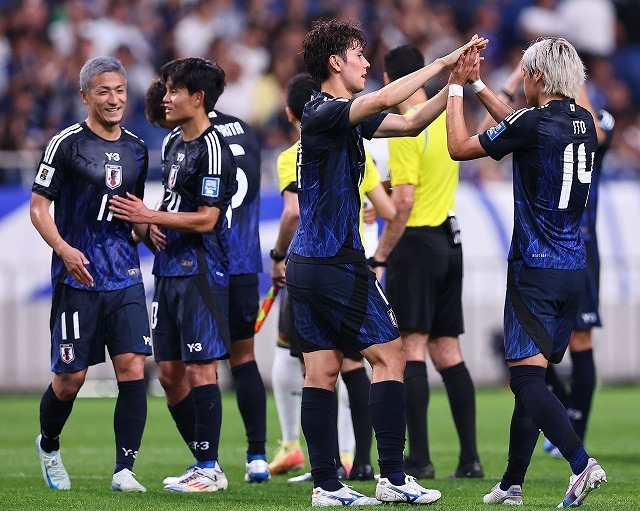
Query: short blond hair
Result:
<box><xmin>522</xmin><ymin>37</ymin><xmax>585</xmax><ymax>99</ymax></box>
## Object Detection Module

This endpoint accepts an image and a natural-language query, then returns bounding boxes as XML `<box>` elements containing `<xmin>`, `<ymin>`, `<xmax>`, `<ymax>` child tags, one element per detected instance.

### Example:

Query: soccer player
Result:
<box><xmin>144</xmin><ymin>76</ymin><xmax>269</xmax><ymax>482</ymax></box>
<box><xmin>445</xmin><ymin>38</ymin><xmax>607</xmax><ymax>507</ymax></box>
<box><xmin>372</xmin><ymin>44</ymin><xmax>483</xmax><ymax>480</ymax></box>
<box><xmin>270</xmin><ymin>73</ymin><xmax>394</xmax><ymax>483</ymax></box>
<box><xmin>543</xmin><ymin>99</ymin><xmax>614</xmax><ymax>456</ymax></box>
<box><xmin>268</xmin><ymin>73</ymin><xmax>312</xmax><ymax>477</ymax></box>
<box><xmin>110</xmin><ymin>57</ymin><xmax>237</xmax><ymax>493</ymax></box>
<box><xmin>287</xmin><ymin>19</ymin><xmax>486</xmax><ymax>506</ymax></box>
<box><xmin>32</xmin><ymin>56</ymin><xmax>151</xmax><ymax>493</ymax></box>
<box><xmin>209</xmin><ymin>108</ymin><xmax>269</xmax><ymax>482</ymax></box>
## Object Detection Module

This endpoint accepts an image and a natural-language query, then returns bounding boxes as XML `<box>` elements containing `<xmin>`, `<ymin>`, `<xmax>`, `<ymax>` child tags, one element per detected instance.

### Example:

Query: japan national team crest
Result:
<box><xmin>60</xmin><ymin>343</ymin><xmax>75</xmax><ymax>364</ymax></box>
<box><xmin>168</xmin><ymin>165</ymin><xmax>180</xmax><ymax>189</ymax></box>
<box><xmin>105</xmin><ymin>164</ymin><xmax>122</xmax><ymax>189</ymax></box>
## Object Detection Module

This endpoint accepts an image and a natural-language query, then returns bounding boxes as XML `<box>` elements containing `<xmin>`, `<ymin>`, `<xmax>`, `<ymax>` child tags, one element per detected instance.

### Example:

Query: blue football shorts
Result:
<box><xmin>285</xmin><ymin>259</ymin><xmax>400</xmax><ymax>354</ymax></box>
<box><xmin>229</xmin><ymin>273</ymin><xmax>259</xmax><ymax>342</ymax></box>
<box><xmin>503</xmin><ymin>259</ymin><xmax>585</xmax><ymax>364</ymax></box>
<box><xmin>574</xmin><ymin>239</ymin><xmax>602</xmax><ymax>330</ymax></box>
<box><xmin>50</xmin><ymin>283</ymin><xmax>151</xmax><ymax>373</ymax></box>
<box><xmin>151</xmin><ymin>274</ymin><xmax>230</xmax><ymax>362</ymax></box>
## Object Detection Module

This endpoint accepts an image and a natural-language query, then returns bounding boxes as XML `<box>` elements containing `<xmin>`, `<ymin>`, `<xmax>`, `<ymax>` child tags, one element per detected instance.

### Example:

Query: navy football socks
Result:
<box><xmin>168</xmin><ymin>391</ymin><xmax>196</xmax><ymax>454</ymax></box>
<box><xmin>509</xmin><ymin>366</ymin><xmax>586</xmax><ymax>473</ymax></box>
<box><xmin>404</xmin><ymin>361</ymin><xmax>430</xmax><ymax>465</ymax></box>
<box><xmin>192</xmin><ymin>383</ymin><xmax>222</xmax><ymax>463</ymax></box>
<box><xmin>545</xmin><ymin>364</ymin><xmax>570</xmax><ymax>408</ymax></box>
<box><xmin>341</xmin><ymin>367</ymin><xmax>373</xmax><ymax>466</ymax></box>
<box><xmin>500</xmin><ymin>396</ymin><xmax>538</xmax><ymax>490</ymax></box>
<box><xmin>370</xmin><ymin>380</ymin><xmax>406</xmax><ymax>485</ymax></box>
<box><xmin>440</xmin><ymin>362</ymin><xmax>479</xmax><ymax>464</ymax></box>
<box><xmin>301</xmin><ymin>387</ymin><xmax>342</xmax><ymax>490</ymax></box>
<box><xmin>231</xmin><ymin>360</ymin><xmax>267</xmax><ymax>456</ymax></box>
<box><xmin>570</xmin><ymin>349</ymin><xmax>596</xmax><ymax>442</ymax></box>
<box><xmin>39</xmin><ymin>383</ymin><xmax>74</xmax><ymax>453</ymax></box>
<box><xmin>114</xmin><ymin>379</ymin><xmax>147</xmax><ymax>472</ymax></box>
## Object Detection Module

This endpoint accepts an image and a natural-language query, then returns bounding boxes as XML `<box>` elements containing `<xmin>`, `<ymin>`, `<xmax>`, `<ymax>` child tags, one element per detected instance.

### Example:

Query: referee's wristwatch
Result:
<box><xmin>367</xmin><ymin>256</ymin><xmax>387</xmax><ymax>268</ymax></box>
<box><xmin>269</xmin><ymin>248</ymin><xmax>286</xmax><ymax>262</ymax></box>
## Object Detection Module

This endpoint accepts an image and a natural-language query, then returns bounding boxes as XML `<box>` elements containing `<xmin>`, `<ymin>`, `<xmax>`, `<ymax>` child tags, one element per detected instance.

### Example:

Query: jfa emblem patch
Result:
<box><xmin>202</xmin><ymin>177</ymin><xmax>220</xmax><ymax>198</ymax></box>
<box><xmin>387</xmin><ymin>308</ymin><xmax>398</xmax><ymax>328</ymax></box>
<box><xmin>486</xmin><ymin>121</ymin><xmax>506</xmax><ymax>141</ymax></box>
<box><xmin>105</xmin><ymin>164</ymin><xmax>122</xmax><ymax>189</ymax></box>
<box><xmin>60</xmin><ymin>344</ymin><xmax>75</xmax><ymax>364</ymax></box>
<box><xmin>168</xmin><ymin>165</ymin><xmax>180</xmax><ymax>189</ymax></box>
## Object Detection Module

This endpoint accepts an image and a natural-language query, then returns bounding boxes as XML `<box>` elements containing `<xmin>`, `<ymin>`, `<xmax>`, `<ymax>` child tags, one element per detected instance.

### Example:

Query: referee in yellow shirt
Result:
<box><xmin>372</xmin><ymin>44</ymin><xmax>483</xmax><ymax>480</ymax></box>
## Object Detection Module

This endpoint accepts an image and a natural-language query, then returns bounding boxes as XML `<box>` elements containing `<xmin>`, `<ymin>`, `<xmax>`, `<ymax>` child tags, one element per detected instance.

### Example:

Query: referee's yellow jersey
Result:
<box><xmin>276</xmin><ymin>141</ymin><xmax>299</xmax><ymax>193</ymax></box>
<box><xmin>277</xmin><ymin>141</ymin><xmax>381</xmax><ymax>245</ymax></box>
<box><xmin>388</xmin><ymin>109</ymin><xmax>459</xmax><ymax>227</ymax></box>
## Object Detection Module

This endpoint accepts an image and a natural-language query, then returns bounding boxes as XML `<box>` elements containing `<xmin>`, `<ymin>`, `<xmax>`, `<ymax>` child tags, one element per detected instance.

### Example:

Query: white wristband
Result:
<box><xmin>448</xmin><ymin>84</ymin><xmax>464</xmax><ymax>97</ymax></box>
<box><xmin>470</xmin><ymin>79</ymin><xmax>486</xmax><ymax>94</ymax></box>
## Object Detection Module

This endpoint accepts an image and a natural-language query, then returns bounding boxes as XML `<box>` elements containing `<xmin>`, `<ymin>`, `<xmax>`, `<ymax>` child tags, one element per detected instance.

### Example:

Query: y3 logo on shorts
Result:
<box><xmin>143</xmin><ymin>336</ymin><xmax>152</xmax><ymax>346</ymax></box>
<box><xmin>187</xmin><ymin>343</ymin><xmax>203</xmax><ymax>352</ymax></box>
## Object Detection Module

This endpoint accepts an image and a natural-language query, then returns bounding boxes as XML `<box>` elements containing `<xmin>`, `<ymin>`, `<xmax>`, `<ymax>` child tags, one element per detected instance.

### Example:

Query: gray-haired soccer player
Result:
<box><xmin>32</xmin><ymin>56</ymin><xmax>151</xmax><ymax>492</ymax></box>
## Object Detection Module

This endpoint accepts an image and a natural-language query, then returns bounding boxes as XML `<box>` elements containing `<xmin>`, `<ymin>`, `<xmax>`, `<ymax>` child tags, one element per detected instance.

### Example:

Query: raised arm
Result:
<box><xmin>576</xmin><ymin>83</ymin><xmax>606</xmax><ymax>146</ymax></box>
<box><xmin>349</xmin><ymin>35</ymin><xmax>488</xmax><ymax>127</ymax></box>
<box><xmin>446</xmin><ymin>48</ymin><xmax>489</xmax><ymax>161</ymax></box>
<box><xmin>476</xmin><ymin>63</ymin><xmax>522</xmax><ymax>133</ymax></box>
<box><xmin>374</xmin><ymin>87</ymin><xmax>448</xmax><ymax>138</ymax></box>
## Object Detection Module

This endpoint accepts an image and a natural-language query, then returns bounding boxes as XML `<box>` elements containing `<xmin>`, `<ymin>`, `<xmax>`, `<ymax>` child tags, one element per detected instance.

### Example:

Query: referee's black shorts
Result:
<box><xmin>386</xmin><ymin>224</ymin><xmax>464</xmax><ymax>337</ymax></box>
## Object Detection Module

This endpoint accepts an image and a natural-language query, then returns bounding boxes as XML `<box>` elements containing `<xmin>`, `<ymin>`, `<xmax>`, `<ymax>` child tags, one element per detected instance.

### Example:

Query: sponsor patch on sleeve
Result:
<box><xmin>486</xmin><ymin>121</ymin><xmax>506</xmax><ymax>141</ymax></box>
<box><xmin>35</xmin><ymin>163</ymin><xmax>55</xmax><ymax>187</ymax></box>
<box><xmin>201</xmin><ymin>177</ymin><xmax>220</xmax><ymax>198</ymax></box>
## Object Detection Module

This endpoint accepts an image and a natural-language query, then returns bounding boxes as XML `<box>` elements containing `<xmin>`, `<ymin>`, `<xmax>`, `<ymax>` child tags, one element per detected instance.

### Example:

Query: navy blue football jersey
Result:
<box><xmin>209</xmin><ymin>110</ymin><xmax>262</xmax><ymax>275</ymax></box>
<box><xmin>289</xmin><ymin>91</ymin><xmax>386</xmax><ymax>261</ymax></box>
<box><xmin>479</xmin><ymin>99</ymin><xmax>598</xmax><ymax>270</ymax></box>
<box><xmin>32</xmin><ymin>122</ymin><xmax>148</xmax><ymax>291</ymax></box>
<box><xmin>152</xmin><ymin>125</ymin><xmax>237</xmax><ymax>284</ymax></box>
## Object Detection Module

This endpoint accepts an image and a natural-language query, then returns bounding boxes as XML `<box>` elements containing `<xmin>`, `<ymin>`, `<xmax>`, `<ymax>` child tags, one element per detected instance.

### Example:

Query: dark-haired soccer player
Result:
<box><xmin>268</xmin><ymin>73</ymin><xmax>314</xmax><ymax>477</ymax></box>
<box><xmin>32</xmin><ymin>56</ymin><xmax>151</xmax><ymax>492</ymax></box>
<box><xmin>110</xmin><ymin>57</ymin><xmax>237</xmax><ymax>493</ymax></box>
<box><xmin>209</xmin><ymin>108</ymin><xmax>268</xmax><ymax>482</ymax></box>
<box><xmin>271</xmin><ymin>73</ymin><xmax>394</xmax><ymax>484</ymax></box>
<box><xmin>373</xmin><ymin>43</ymin><xmax>483</xmax><ymax>480</ymax></box>
<box><xmin>445</xmin><ymin>38</ymin><xmax>607</xmax><ymax>507</ymax></box>
<box><xmin>144</xmin><ymin>76</ymin><xmax>269</xmax><ymax>483</ymax></box>
<box><xmin>286</xmin><ymin>18</ymin><xmax>486</xmax><ymax>506</ymax></box>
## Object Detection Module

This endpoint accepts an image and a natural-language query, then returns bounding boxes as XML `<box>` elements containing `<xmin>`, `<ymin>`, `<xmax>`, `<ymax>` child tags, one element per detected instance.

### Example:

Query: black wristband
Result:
<box><xmin>367</xmin><ymin>257</ymin><xmax>387</xmax><ymax>268</ymax></box>
<box><xmin>269</xmin><ymin>248</ymin><xmax>286</xmax><ymax>262</ymax></box>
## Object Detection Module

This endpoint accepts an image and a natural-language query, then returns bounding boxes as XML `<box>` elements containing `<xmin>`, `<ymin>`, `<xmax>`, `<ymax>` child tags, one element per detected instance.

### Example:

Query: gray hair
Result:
<box><xmin>522</xmin><ymin>37</ymin><xmax>585</xmax><ymax>99</ymax></box>
<box><xmin>79</xmin><ymin>56</ymin><xmax>127</xmax><ymax>92</ymax></box>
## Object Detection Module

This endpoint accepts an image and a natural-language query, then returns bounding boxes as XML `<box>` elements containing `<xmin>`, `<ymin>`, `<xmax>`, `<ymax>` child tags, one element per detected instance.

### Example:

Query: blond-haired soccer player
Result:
<box><xmin>446</xmin><ymin>37</ymin><xmax>607</xmax><ymax>507</ymax></box>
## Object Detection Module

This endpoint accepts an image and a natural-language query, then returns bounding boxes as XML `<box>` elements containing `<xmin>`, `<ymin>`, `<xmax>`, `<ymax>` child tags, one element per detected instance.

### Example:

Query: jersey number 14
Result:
<box><xmin>559</xmin><ymin>143</ymin><xmax>594</xmax><ymax>210</ymax></box>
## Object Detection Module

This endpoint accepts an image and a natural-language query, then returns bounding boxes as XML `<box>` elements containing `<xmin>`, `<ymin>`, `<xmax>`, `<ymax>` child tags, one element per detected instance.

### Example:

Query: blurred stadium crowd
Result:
<box><xmin>1</xmin><ymin>0</ymin><xmax>639</xmax><ymax>185</ymax></box>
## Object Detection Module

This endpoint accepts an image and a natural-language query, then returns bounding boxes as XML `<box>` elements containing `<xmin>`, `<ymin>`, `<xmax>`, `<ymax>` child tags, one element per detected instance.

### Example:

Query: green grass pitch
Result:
<box><xmin>1</xmin><ymin>385</ymin><xmax>638</xmax><ymax>510</ymax></box>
